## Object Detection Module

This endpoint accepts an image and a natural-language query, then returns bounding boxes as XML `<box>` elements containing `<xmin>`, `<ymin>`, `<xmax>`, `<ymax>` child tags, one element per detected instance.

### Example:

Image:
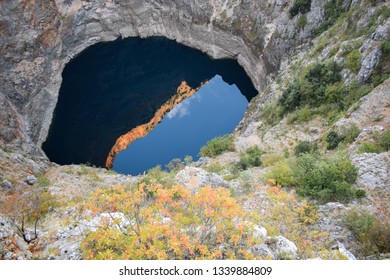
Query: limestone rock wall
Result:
<box><xmin>0</xmin><ymin>0</ymin><xmax>328</xmax><ymax>154</ymax></box>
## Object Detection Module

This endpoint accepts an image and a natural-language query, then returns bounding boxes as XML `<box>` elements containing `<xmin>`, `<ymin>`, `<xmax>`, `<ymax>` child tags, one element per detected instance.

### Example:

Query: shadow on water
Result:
<box><xmin>42</xmin><ymin>37</ymin><xmax>257</xmax><ymax>169</ymax></box>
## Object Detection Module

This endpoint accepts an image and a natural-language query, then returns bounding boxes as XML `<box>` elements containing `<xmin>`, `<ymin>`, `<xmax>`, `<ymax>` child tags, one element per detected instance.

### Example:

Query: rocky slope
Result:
<box><xmin>0</xmin><ymin>0</ymin><xmax>389</xmax><ymax>260</ymax></box>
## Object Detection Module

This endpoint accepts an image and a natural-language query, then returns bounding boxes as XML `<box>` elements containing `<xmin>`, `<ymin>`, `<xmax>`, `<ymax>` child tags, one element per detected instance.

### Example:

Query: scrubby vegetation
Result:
<box><xmin>325</xmin><ymin>125</ymin><xmax>360</xmax><ymax>150</ymax></box>
<box><xmin>36</xmin><ymin>173</ymin><xmax>51</xmax><ymax>187</ymax></box>
<box><xmin>276</xmin><ymin>60</ymin><xmax>368</xmax><ymax>125</ymax></box>
<box><xmin>256</xmin><ymin>186</ymin><xmax>344</xmax><ymax>259</ymax></box>
<box><xmin>265</xmin><ymin>158</ymin><xmax>296</xmax><ymax>187</ymax></box>
<box><xmin>326</xmin><ymin>131</ymin><xmax>345</xmax><ymax>150</ymax></box>
<box><xmin>289</xmin><ymin>0</ymin><xmax>312</xmax><ymax>17</ymax></box>
<box><xmin>262</xmin><ymin>153</ymin><xmax>285</xmax><ymax>167</ymax></box>
<box><xmin>359</xmin><ymin>129</ymin><xmax>390</xmax><ymax>153</ymax></box>
<box><xmin>276</xmin><ymin>44</ymin><xmax>386</xmax><ymax>125</ymax></box>
<box><xmin>312</xmin><ymin>0</ymin><xmax>345</xmax><ymax>36</ymax></box>
<box><xmin>266</xmin><ymin>151</ymin><xmax>363</xmax><ymax>203</ymax></box>
<box><xmin>165</xmin><ymin>158</ymin><xmax>185</xmax><ymax>173</ymax></box>
<box><xmin>235</xmin><ymin>146</ymin><xmax>264</xmax><ymax>171</ymax></box>
<box><xmin>344</xmin><ymin>209</ymin><xmax>390</xmax><ymax>256</ymax></box>
<box><xmin>199</xmin><ymin>135</ymin><xmax>235</xmax><ymax>158</ymax></box>
<box><xmin>279</xmin><ymin>61</ymin><xmax>343</xmax><ymax>115</ymax></box>
<box><xmin>297</xmin><ymin>15</ymin><xmax>307</xmax><ymax>29</ymax></box>
<box><xmin>294</xmin><ymin>141</ymin><xmax>318</xmax><ymax>156</ymax></box>
<box><xmin>0</xmin><ymin>186</ymin><xmax>57</xmax><ymax>243</ymax></box>
<box><xmin>293</xmin><ymin>153</ymin><xmax>361</xmax><ymax>203</ymax></box>
<box><xmin>345</xmin><ymin>49</ymin><xmax>362</xmax><ymax>72</ymax></box>
<box><xmin>81</xmin><ymin>184</ymin><xmax>257</xmax><ymax>259</ymax></box>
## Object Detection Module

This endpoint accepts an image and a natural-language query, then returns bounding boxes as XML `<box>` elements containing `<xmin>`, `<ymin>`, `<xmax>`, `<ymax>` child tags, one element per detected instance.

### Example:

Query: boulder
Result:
<box><xmin>357</xmin><ymin>46</ymin><xmax>381</xmax><ymax>84</ymax></box>
<box><xmin>15</xmin><ymin>235</ymin><xmax>28</xmax><ymax>251</ymax></box>
<box><xmin>265</xmin><ymin>236</ymin><xmax>298</xmax><ymax>259</ymax></box>
<box><xmin>1</xmin><ymin>180</ymin><xmax>13</xmax><ymax>189</ymax></box>
<box><xmin>252</xmin><ymin>244</ymin><xmax>275</xmax><ymax>259</ymax></box>
<box><xmin>253</xmin><ymin>225</ymin><xmax>268</xmax><ymax>239</ymax></box>
<box><xmin>26</xmin><ymin>175</ymin><xmax>37</xmax><ymax>185</ymax></box>
<box><xmin>252</xmin><ymin>235</ymin><xmax>298</xmax><ymax>260</ymax></box>
<box><xmin>337</xmin><ymin>242</ymin><xmax>357</xmax><ymax>260</ymax></box>
<box><xmin>174</xmin><ymin>166</ymin><xmax>229</xmax><ymax>192</ymax></box>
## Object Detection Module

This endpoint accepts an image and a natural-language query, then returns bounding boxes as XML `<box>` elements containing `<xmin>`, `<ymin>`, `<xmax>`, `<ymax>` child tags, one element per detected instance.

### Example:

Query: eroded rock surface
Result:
<box><xmin>1</xmin><ymin>0</ymin><xmax>333</xmax><ymax>153</ymax></box>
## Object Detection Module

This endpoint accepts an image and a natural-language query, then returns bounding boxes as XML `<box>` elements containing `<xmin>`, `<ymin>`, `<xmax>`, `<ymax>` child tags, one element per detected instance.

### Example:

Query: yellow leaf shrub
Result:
<box><xmin>81</xmin><ymin>184</ymin><xmax>257</xmax><ymax>259</ymax></box>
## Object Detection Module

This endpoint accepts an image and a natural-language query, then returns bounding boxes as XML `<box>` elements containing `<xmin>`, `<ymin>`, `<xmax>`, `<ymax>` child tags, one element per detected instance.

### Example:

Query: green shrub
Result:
<box><xmin>293</xmin><ymin>153</ymin><xmax>359</xmax><ymax>203</ymax></box>
<box><xmin>238</xmin><ymin>171</ymin><xmax>255</xmax><ymax>194</ymax></box>
<box><xmin>381</xmin><ymin>41</ymin><xmax>390</xmax><ymax>53</ymax></box>
<box><xmin>262</xmin><ymin>153</ymin><xmax>285</xmax><ymax>167</ymax></box>
<box><xmin>265</xmin><ymin>159</ymin><xmax>296</xmax><ymax>187</ymax></box>
<box><xmin>304</xmin><ymin>62</ymin><xmax>342</xmax><ymax>101</ymax></box>
<box><xmin>368</xmin><ymin>0</ymin><xmax>381</xmax><ymax>6</ymax></box>
<box><xmin>279</xmin><ymin>61</ymin><xmax>342</xmax><ymax>115</ymax></box>
<box><xmin>297</xmin><ymin>15</ymin><xmax>308</xmax><ymax>29</ymax></box>
<box><xmin>262</xmin><ymin>102</ymin><xmax>283</xmax><ymax>126</ymax></box>
<box><xmin>324</xmin><ymin>82</ymin><xmax>344</xmax><ymax>103</ymax></box>
<box><xmin>342</xmin><ymin>124</ymin><xmax>360</xmax><ymax>144</ymax></box>
<box><xmin>344</xmin><ymin>209</ymin><xmax>374</xmax><ymax>239</ymax></box>
<box><xmin>36</xmin><ymin>173</ymin><xmax>51</xmax><ymax>187</ymax></box>
<box><xmin>358</xmin><ymin>141</ymin><xmax>382</xmax><ymax>154</ymax></box>
<box><xmin>340</xmin><ymin>40</ymin><xmax>363</xmax><ymax>58</ymax></box>
<box><xmin>289</xmin><ymin>0</ymin><xmax>312</xmax><ymax>17</ymax></box>
<box><xmin>379</xmin><ymin>130</ymin><xmax>390</xmax><ymax>151</ymax></box>
<box><xmin>344</xmin><ymin>209</ymin><xmax>390</xmax><ymax>256</ymax></box>
<box><xmin>199</xmin><ymin>135</ymin><xmax>235</xmax><ymax>158</ymax></box>
<box><xmin>345</xmin><ymin>83</ymin><xmax>374</xmax><ymax>110</ymax></box>
<box><xmin>286</xmin><ymin>106</ymin><xmax>314</xmax><ymax>124</ymax></box>
<box><xmin>147</xmin><ymin>165</ymin><xmax>167</xmax><ymax>180</ymax></box>
<box><xmin>235</xmin><ymin>146</ymin><xmax>264</xmax><ymax>170</ymax></box>
<box><xmin>165</xmin><ymin>158</ymin><xmax>185</xmax><ymax>173</ymax></box>
<box><xmin>204</xmin><ymin>163</ymin><xmax>224</xmax><ymax>174</ymax></box>
<box><xmin>184</xmin><ymin>155</ymin><xmax>193</xmax><ymax>166</ymax></box>
<box><xmin>325</xmin><ymin>125</ymin><xmax>360</xmax><ymax>149</ymax></box>
<box><xmin>346</xmin><ymin>49</ymin><xmax>362</xmax><ymax>72</ymax></box>
<box><xmin>355</xmin><ymin>189</ymin><xmax>366</xmax><ymax>199</ymax></box>
<box><xmin>294</xmin><ymin>141</ymin><xmax>318</xmax><ymax>156</ymax></box>
<box><xmin>326</xmin><ymin>131</ymin><xmax>345</xmax><ymax>150</ymax></box>
<box><xmin>357</xmin><ymin>130</ymin><xmax>390</xmax><ymax>154</ymax></box>
<box><xmin>279</xmin><ymin>81</ymin><xmax>302</xmax><ymax>113</ymax></box>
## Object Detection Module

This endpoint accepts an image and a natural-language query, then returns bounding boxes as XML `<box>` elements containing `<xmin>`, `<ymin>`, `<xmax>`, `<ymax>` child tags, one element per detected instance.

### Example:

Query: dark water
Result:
<box><xmin>42</xmin><ymin>37</ymin><xmax>257</xmax><ymax>172</ymax></box>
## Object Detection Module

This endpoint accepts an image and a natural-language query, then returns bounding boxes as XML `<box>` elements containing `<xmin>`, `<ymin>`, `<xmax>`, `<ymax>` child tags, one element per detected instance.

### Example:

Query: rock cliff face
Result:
<box><xmin>1</xmin><ymin>0</ymin><xmax>390</xmax><ymax>260</ymax></box>
<box><xmin>0</xmin><ymin>0</ymin><xmax>328</xmax><ymax>154</ymax></box>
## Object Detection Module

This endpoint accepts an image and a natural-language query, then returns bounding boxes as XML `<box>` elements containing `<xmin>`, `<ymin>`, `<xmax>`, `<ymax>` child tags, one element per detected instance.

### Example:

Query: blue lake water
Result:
<box><xmin>112</xmin><ymin>75</ymin><xmax>248</xmax><ymax>175</ymax></box>
<box><xmin>42</xmin><ymin>37</ymin><xmax>257</xmax><ymax>173</ymax></box>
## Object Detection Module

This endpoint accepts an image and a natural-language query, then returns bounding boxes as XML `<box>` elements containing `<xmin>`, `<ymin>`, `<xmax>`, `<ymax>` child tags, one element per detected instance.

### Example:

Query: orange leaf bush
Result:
<box><xmin>81</xmin><ymin>184</ymin><xmax>257</xmax><ymax>259</ymax></box>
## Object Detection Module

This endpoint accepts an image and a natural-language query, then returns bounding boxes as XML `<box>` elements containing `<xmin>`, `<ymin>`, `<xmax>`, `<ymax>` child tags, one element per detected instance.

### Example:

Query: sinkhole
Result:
<box><xmin>42</xmin><ymin>37</ymin><xmax>258</xmax><ymax>175</ymax></box>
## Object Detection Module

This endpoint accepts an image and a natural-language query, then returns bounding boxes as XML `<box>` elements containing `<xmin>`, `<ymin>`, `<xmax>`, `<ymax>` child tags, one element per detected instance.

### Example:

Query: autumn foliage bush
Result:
<box><xmin>81</xmin><ymin>183</ymin><xmax>257</xmax><ymax>259</ymax></box>
<box><xmin>0</xmin><ymin>186</ymin><xmax>57</xmax><ymax>243</ymax></box>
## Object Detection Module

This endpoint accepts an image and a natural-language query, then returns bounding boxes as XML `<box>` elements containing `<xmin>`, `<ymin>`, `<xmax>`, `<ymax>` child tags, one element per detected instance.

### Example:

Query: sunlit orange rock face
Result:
<box><xmin>105</xmin><ymin>81</ymin><xmax>206</xmax><ymax>170</ymax></box>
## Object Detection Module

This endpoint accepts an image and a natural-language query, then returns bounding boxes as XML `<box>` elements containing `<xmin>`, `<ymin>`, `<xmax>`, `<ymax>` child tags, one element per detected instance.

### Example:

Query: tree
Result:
<box><xmin>0</xmin><ymin>186</ymin><xmax>56</xmax><ymax>243</ymax></box>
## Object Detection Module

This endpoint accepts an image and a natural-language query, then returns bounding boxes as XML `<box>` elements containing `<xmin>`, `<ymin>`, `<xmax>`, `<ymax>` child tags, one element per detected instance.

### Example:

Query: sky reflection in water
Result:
<box><xmin>113</xmin><ymin>75</ymin><xmax>248</xmax><ymax>175</ymax></box>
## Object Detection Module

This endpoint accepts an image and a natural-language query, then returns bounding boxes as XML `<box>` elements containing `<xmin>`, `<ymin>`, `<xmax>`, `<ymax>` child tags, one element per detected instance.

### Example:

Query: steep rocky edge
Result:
<box><xmin>1</xmin><ymin>0</ymin><xmax>324</xmax><ymax>154</ymax></box>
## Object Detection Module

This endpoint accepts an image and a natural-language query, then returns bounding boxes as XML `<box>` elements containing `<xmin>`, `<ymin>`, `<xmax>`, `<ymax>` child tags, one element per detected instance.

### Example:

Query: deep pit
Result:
<box><xmin>42</xmin><ymin>37</ymin><xmax>257</xmax><ymax>175</ymax></box>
